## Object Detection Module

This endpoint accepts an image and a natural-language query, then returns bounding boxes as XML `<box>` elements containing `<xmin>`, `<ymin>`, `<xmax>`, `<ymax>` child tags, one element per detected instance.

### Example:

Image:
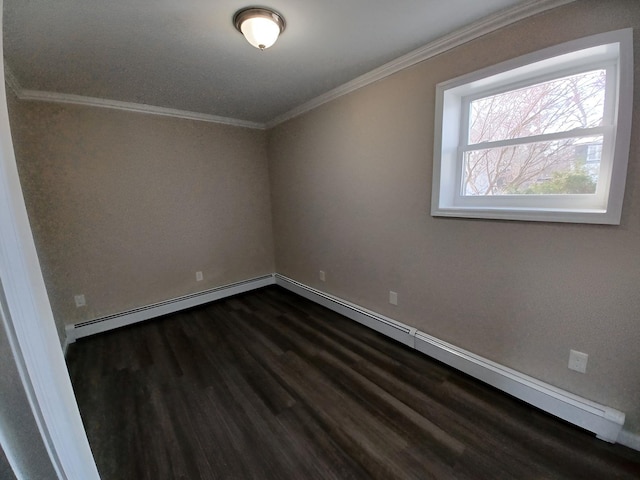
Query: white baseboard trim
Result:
<box><xmin>67</xmin><ymin>274</ymin><xmax>275</xmax><ymax>342</ymax></box>
<box><xmin>617</xmin><ymin>430</ymin><xmax>640</xmax><ymax>451</ymax></box>
<box><xmin>62</xmin><ymin>327</ymin><xmax>73</xmax><ymax>357</ymax></box>
<box><xmin>62</xmin><ymin>272</ymin><xmax>633</xmax><ymax>448</ymax></box>
<box><xmin>413</xmin><ymin>330</ymin><xmax>624</xmax><ymax>444</ymax></box>
<box><xmin>274</xmin><ymin>275</ymin><xmax>418</xmax><ymax>347</ymax></box>
<box><xmin>274</xmin><ymin>274</ymin><xmax>627</xmax><ymax>445</ymax></box>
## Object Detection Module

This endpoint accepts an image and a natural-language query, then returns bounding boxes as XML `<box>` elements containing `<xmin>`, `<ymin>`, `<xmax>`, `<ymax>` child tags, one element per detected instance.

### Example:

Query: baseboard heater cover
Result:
<box><xmin>65</xmin><ymin>272</ymin><xmax>628</xmax><ymax>445</ymax></box>
<box><xmin>66</xmin><ymin>274</ymin><xmax>276</xmax><ymax>343</ymax></box>
<box><xmin>413</xmin><ymin>331</ymin><xmax>624</xmax><ymax>443</ymax></box>
<box><xmin>617</xmin><ymin>430</ymin><xmax>640</xmax><ymax>451</ymax></box>
<box><xmin>274</xmin><ymin>274</ymin><xmax>625</xmax><ymax>443</ymax></box>
<box><xmin>274</xmin><ymin>275</ymin><xmax>417</xmax><ymax>347</ymax></box>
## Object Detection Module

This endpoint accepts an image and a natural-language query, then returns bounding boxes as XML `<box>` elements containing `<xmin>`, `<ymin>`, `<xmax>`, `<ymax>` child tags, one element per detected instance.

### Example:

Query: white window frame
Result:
<box><xmin>431</xmin><ymin>29</ymin><xmax>633</xmax><ymax>224</ymax></box>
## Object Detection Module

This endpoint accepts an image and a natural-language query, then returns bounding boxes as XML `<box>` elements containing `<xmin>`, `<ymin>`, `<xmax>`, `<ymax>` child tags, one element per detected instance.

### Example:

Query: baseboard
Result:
<box><xmin>62</xmin><ymin>326</ymin><xmax>74</xmax><ymax>357</ymax></box>
<box><xmin>274</xmin><ymin>275</ymin><xmax>417</xmax><ymax>347</ymax></box>
<box><xmin>617</xmin><ymin>430</ymin><xmax>640</xmax><ymax>451</ymax></box>
<box><xmin>274</xmin><ymin>274</ymin><xmax>626</xmax><ymax>445</ymax></box>
<box><xmin>413</xmin><ymin>330</ymin><xmax>625</xmax><ymax>443</ymax></box>
<box><xmin>62</xmin><ymin>272</ymin><xmax>631</xmax><ymax>448</ymax></box>
<box><xmin>67</xmin><ymin>274</ymin><xmax>275</xmax><ymax>341</ymax></box>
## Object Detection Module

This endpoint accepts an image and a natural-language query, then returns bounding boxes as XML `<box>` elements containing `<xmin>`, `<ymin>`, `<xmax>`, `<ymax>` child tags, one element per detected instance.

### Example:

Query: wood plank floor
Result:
<box><xmin>66</xmin><ymin>286</ymin><xmax>640</xmax><ymax>479</ymax></box>
<box><xmin>0</xmin><ymin>444</ymin><xmax>16</xmax><ymax>480</ymax></box>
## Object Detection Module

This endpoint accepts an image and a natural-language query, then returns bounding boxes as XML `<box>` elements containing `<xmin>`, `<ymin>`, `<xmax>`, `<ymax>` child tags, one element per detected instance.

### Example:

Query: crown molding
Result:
<box><xmin>265</xmin><ymin>0</ymin><xmax>576</xmax><ymax>128</ymax></box>
<box><xmin>3</xmin><ymin>65</ymin><xmax>266</xmax><ymax>130</ymax></box>
<box><xmin>18</xmin><ymin>90</ymin><xmax>266</xmax><ymax>129</ymax></box>
<box><xmin>3</xmin><ymin>0</ymin><xmax>574</xmax><ymax>131</ymax></box>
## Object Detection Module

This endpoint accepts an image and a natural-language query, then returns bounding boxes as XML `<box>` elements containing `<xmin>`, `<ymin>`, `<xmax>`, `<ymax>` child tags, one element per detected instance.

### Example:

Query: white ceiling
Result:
<box><xmin>4</xmin><ymin>0</ymin><xmax>537</xmax><ymax>125</ymax></box>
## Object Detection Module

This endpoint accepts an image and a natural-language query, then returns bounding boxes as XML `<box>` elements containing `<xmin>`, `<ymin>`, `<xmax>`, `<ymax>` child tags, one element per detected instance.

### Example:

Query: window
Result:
<box><xmin>431</xmin><ymin>29</ymin><xmax>633</xmax><ymax>224</ymax></box>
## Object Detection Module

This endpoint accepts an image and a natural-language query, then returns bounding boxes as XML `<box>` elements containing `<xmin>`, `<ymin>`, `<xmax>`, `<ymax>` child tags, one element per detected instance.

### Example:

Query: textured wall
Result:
<box><xmin>268</xmin><ymin>0</ymin><xmax>640</xmax><ymax>434</ymax></box>
<box><xmin>8</xmin><ymin>99</ymin><xmax>275</xmax><ymax>335</ymax></box>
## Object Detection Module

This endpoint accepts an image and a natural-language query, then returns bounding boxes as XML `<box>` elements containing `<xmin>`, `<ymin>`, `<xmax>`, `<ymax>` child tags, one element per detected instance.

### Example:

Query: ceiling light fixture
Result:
<box><xmin>233</xmin><ymin>7</ymin><xmax>286</xmax><ymax>51</ymax></box>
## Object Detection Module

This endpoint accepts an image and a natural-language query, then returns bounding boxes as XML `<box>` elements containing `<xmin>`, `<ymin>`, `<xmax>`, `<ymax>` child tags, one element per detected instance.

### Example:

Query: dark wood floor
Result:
<box><xmin>67</xmin><ymin>286</ymin><xmax>640</xmax><ymax>479</ymax></box>
<box><xmin>0</xmin><ymin>444</ymin><xmax>16</xmax><ymax>480</ymax></box>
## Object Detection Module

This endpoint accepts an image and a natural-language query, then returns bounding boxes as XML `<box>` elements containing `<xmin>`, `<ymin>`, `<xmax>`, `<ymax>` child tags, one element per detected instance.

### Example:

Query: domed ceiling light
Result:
<box><xmin>233</xmin><ymin>7</ymin><xmax>286</xmax><ymax>51</ymax></box>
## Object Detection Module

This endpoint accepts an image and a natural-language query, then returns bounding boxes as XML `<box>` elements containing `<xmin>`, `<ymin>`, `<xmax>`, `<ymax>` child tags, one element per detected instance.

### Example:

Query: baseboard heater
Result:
<box><xmin>66</xmin><ymin>274</ymin><xmax>276</xmax><ymax>344</ymax></box>
<box><xmin>274</xmin><ymin>274</ymin><xmax>625</xmax><ymax>443</ymax></box>
<box><xmin>64</xmin><ymin>272</ymin><xmax>628</xmax><ymax>445</ymax></box>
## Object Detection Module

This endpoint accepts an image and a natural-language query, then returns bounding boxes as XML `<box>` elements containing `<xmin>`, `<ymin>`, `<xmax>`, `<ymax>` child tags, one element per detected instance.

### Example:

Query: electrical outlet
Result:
<box><xmin>319</xmin><ymin>270</ymin><xmax>326</xmax><ymax>282</ymax></box>
<box><xmin>196</xmin><ymin>271</ymin><xmax>203</xmax><ymax>281</ymax></box>
<box><xmin>389</xmin><ymin>291</ymin><xmax>398</xmax><ymax>306</ymax></box>
<box><xmin>568</xmin><ymin>349</ymin><xmax>588</xmax><ymax>373</ymax></box>
<box><xmin>74</xmin><ymin>294</ymin><xmax>86</xmax><ymax>308</ymax></box>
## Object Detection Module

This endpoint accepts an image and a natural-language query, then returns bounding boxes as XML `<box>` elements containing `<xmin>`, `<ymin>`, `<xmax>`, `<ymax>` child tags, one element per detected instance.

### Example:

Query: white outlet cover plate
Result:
<box><xmin>389</xmin><ymin>291</ymin><xmax>398</xmax><ymax>306</ymax></box>
<box><xmin>74</xmin><ymin>294</ymin><xmax>86</xmax><ymax>307</ymax></box>
<box><xmin>568</xmin><ymin>349</ymin><xmax>588</xmax><ymax>373</ymax></box>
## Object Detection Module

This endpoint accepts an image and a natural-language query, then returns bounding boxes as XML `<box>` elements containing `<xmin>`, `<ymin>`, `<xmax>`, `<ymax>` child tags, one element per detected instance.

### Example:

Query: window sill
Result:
<box><xmin>431</xmin><ymin>206</ymin><xmax>618</xmax><ymax>225</ymax></box>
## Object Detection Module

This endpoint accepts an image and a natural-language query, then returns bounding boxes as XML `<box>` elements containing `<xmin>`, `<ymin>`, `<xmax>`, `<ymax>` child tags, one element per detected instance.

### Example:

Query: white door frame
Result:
<box><xmin>0</xmin><ymin>4</ymin><xmax>100</xmax><ymax>478</ymax></box>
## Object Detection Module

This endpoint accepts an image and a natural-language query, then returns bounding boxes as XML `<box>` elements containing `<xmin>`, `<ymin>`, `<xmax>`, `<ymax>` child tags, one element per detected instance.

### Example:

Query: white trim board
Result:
<box><xmin>274</xmin><ymin>275</ymin><xmax>418</xmax><ymax>347</ymax></box>
<box><xmin>64</xmin><ymin>271</ymin><xmax>634</xmax><ymax>448</ymax></box>
<box><xmin>618</xmin><ymin>430</ymin><xmax>640</xmax><ymax>452</ymax></box>
<box><xmin>265</xmin><ymin>0</ymin><xmax>575</xmax><ymax>128</ymax></box>
<box><xmin>4</xmin><ymin>0</ymin><xmax>574</xmax><ymax>131</ymax></box>
<box><xmin>18</xmin><ymin>89</ymin><xmax>265</xmax><ymax>130</ymax></box>
<box><xmin>3</xmin><ymin>64</ymin><xmax>265</xmax><ymax>130</ymax></box>
<box><xmin>0</xmin><ymin>37</ymin><xmax>101</xmax><ymax>479</ymax></box>
<box><xmin>274</xmin><ymin>274</ymin><xmax>627</xmax><ymax>445</ymax></box>
<box><xmin>66</xmin><ymin>274</ymin><xmax>275</xmax><ymax>343</ymax></box>
<box><xmin>62</xmin><ymin>334</ymin><xmax>71</xmax><ymax>358</ymax></box>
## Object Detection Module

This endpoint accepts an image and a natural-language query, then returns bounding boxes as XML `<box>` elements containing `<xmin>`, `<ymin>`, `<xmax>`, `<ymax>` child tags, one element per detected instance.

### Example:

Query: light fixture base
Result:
<box><xmin>233</xmin><ymin>7</ymin><xmax>286</xmax><ymax>50</ymax></box>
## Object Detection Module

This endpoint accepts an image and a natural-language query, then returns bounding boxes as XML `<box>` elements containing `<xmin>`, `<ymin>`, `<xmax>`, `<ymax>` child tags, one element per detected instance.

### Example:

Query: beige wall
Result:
<box><xmin>6</xmin><ymin>0</ymin><xmax>640</xmax><ymax>438</ymax></box>
<box><xmin>8</xmin><ymin>98</ymin><xmax>275</xmax><ymax>341</ymax></box>
<box><xmin>268</xmin><ymin>0</ymin><xmax>640</xmax><ymax>434</ymax></box>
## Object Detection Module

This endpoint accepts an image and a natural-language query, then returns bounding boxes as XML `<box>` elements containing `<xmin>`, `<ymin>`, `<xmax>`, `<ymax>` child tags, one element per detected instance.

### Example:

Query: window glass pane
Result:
<box><xmin>462</xmin><ymin>136</ymin><xmax>602</xmax><ymax>196</ymax></box>
<box><xmin>469</xmin><ymin>70</ymin><xmax>606</xmax><ymax>145</ymax></box>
